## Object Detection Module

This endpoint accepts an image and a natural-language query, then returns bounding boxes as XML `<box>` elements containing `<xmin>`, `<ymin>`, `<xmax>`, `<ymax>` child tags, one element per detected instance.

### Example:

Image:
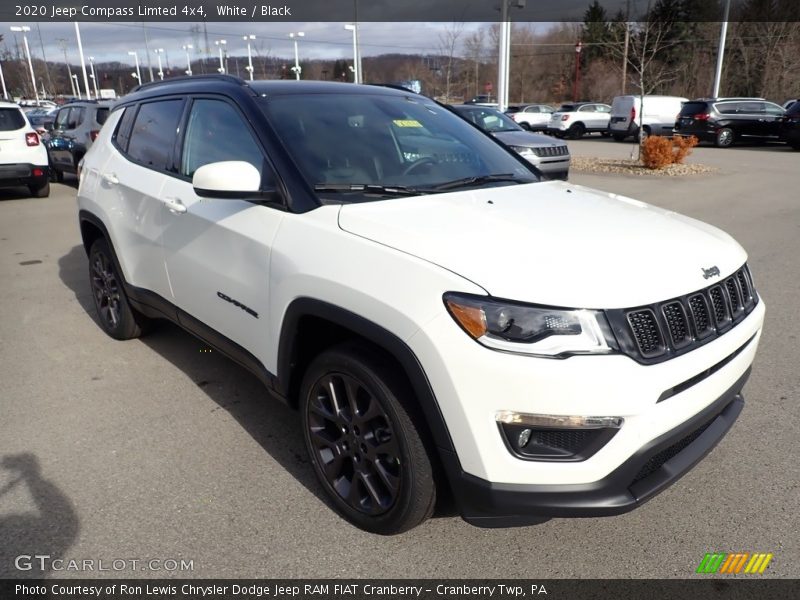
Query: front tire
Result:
<box><xmin>568</xmin><ymin>123</ymin><xmax>586</xmax><ymax>139</ymax></box>
<box><xmin>88</xmin><ymin>239</ymin><xmax>148</xmax><ymax>340</ymax></box>
<box><xmin>715</xmin><ymin>127</ymin><xmax>734</xmax><ymax>148</ymax></box>
<box><xmin>300</xmin><ymin>344</ymin><xmax>436</xmax><ymax>535</ymax></box>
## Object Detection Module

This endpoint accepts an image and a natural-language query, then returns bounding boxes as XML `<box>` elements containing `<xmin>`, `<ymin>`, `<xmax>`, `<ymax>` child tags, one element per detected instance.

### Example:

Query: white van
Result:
<box><xmin>609</xmin><ymin>95</ymin><xmax>688</xmax><ymax>141</ymax></box>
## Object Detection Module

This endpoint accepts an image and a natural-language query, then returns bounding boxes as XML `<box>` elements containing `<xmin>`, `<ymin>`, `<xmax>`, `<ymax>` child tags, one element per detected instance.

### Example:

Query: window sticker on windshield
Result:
<box><xmin>393</xmin><ymin>119</ymin><xmax>423</xmax><ymax>128</ymax></box>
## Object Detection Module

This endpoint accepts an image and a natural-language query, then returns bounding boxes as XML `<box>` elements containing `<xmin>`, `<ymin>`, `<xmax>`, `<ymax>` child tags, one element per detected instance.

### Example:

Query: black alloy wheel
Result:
<box><xmin>300</xmin><ymin>344</ymin><xmax>436</xmax><ymax>534</ymax></box>
<box><xmin>88</xmin><ymin>239</ymin><xmax>147</xmax><ymax>340</ymax></box>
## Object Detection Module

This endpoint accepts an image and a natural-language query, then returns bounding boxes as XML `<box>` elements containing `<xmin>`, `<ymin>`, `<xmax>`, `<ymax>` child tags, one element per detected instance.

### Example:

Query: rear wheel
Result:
<box><xmin>715</xmin><ymin>127</ymin><xmax>734</xmax><ymax>148</ymax></box>
<box><xmin>519</xmin><ymin>122</ymin><xmax>531</xmax><ymax>131</ymax></box>
<box><xmin>88</xmin><ymin>239</ymin><xmax>149</xmax><ymax>340</ymax></box>
<box><xmin>568</xmin><ymin>123</ymin><xmax>586</xmax><ymax>139</ymax></box>
<box><xmin>612</xmin><ymin>133</ymin><xmax>626</xmax><ymax>142</ymax></box>
<box><xmin>300</xmin><ymin>343</ymin><xmax>436</xmax><ymax>534</ymax></box>
<box><xmin>29</xmin><ymin>181</ymin><xmax>50</xmax><ymax>198</ymax></box>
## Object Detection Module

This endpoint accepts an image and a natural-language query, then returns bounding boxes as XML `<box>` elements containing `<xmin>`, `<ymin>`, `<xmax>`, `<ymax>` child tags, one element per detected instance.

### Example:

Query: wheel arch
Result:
<box><xmin>276</xmin><ymin>298</ymin><xmax>456</xmax><ymax>457</ymax></box>
<box><xmin>79</xmin><ymin>210</ymin><xmax>110</xmax><ymax>257</ymax></box>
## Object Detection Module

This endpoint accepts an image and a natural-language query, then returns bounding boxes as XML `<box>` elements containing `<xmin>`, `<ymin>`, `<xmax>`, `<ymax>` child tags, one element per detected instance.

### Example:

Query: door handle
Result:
<box><xmin>101</xmin><ymin>173</ymin><xmax>119</xmax><ymax>185</ymax></box>
<box><xmin>162</xmin><ymin>197</ymin><xmax>187</xmax><ymax>214</ymax></box>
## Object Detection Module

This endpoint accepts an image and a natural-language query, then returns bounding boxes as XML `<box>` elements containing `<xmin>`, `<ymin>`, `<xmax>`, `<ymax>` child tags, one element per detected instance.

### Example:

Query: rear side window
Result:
<box><xmin>66</xmin><ymin>107</ymin><xmax>85</xmax><ymax>129</ymax></box>
<box><xmin>113</xmin><ymin>106</ymin><xmax>137</xmax><ymax>151</ymax></box>
<box><xmin>788</xmin><ymin>102</ymin><xmax>800</xmax><ymax>116</ymax></box>
<box><xmin>126</xmin><ymin>99</ymin><xmax>184</xmax><ymax>172</ymax></box>
<box><xmin>96</xmin><ymin>107</ymin><xmax>109</xmax><ymax>125</ymax></box>
<box><xmin>0</xmin><ymin>108</ymin><xmax>26</xmax><ymax>131</ymax></box>
<box><xmin>55</xmin><ymin>108</ymin><xmax>71</xmax><ymax>129</ymax></box>
<box><xmin>716</xmin><ymin>102</ymin><xmax>740</xmax><ymax>115</ymax></box>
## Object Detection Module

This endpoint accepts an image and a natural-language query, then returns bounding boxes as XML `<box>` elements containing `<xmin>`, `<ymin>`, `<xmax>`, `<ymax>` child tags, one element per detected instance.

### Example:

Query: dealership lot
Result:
<box><xmin>1</xmin><ymin>140</ymin><xmax>798</xmax><ymax>578</ymax></box>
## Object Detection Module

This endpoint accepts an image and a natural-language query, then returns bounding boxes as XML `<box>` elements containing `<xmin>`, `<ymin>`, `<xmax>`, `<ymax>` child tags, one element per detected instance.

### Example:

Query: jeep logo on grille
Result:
<box><xmin>702</xmin><ymin>266</ymin><xmax>721</xmax><ymax>279</ymax></box>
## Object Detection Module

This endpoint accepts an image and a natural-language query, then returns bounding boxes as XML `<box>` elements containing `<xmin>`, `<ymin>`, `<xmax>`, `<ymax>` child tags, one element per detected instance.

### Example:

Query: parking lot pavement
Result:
<box><xmin>1</xmin><ymin>143</ymin><xmax>798</xmax><ymax>579</ymax></box>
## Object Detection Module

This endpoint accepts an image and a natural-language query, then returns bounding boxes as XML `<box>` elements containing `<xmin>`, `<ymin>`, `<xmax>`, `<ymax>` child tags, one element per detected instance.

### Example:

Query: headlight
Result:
<box><xmin>443</xmin><ymin>292</ymin><xmax>614</xmax><ymax>357</ymax></box>
<box><xmin>508</xmin><ymin>145</ymin><xmax>537</xmax><ymax>160</ymax></box>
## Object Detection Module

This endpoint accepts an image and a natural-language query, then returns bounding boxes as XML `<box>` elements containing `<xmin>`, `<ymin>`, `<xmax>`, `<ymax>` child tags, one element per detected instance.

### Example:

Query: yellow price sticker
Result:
<box><xmin>393</xmin><ymin>119</ymin><xmax>423</xmax><ymax>128</ymax></box>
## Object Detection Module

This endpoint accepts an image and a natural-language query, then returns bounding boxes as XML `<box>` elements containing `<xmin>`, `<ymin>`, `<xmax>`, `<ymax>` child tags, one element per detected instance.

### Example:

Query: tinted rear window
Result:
<box><xmin>96</xmin><ymin>107</ymin><xmax>109</xmax><ymax>125</ymax></box>
<box><xmin>0</xmin><ymin>108</ymin><xmax>26</xmax><ymax>131</ymax></box>
<box><xmin>787</xmin><ymin>102</ymin><xmax>800</xmax><ymax>116</ymax></box>
<box><xmin>679</xmin><ymin>102</ymin><xmax>709</xmax><ymax>116</ymax></box>
<box><xmin>558</xmin><ymin>104</ymin><xmax>576</xmax><ymax>112</ymax></box>
<box><xmin>126</xmin><ymin>99</ymin><xmax>184</xmax><ymax>171</ymax></box>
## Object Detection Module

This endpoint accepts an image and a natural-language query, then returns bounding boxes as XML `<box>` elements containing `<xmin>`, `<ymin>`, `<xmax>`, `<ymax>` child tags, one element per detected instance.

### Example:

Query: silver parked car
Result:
<box><xmin>452</xmin><ymin>105</ymin><xmax>571</xmax><ymax>180</ymax></box>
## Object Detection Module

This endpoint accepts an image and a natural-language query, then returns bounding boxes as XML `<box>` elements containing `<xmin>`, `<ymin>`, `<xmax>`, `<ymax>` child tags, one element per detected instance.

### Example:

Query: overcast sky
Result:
<box><xmin>0</xmin><ymin>21</ymin><xmax>519</xmax><ymax>68</ymax></box>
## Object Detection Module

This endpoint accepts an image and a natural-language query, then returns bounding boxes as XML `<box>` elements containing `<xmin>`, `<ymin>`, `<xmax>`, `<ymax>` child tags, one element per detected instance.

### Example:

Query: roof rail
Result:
<box><xmin>130</xmin><ymin>73</ymin><xmax>247</xmax><ymax>93</ymax></box>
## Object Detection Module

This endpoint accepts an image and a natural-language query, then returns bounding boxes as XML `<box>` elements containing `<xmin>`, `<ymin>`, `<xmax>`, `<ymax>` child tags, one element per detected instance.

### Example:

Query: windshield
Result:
<box><xmin>260</xmin><ymin>93</ymin><xmax>537</xmax><ymax>202</ymax></box>
<box><xmin>453</xmin><ymin>106</ymin><xmax>522</xmax><ymax>133</ymax></box>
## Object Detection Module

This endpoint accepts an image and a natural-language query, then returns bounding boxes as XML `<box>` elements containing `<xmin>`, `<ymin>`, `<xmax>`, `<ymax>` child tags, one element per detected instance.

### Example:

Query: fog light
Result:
<box><xmin>518</xmin><ymin>428</ymin><xmax>532</xmax><ymax>448</ymax></box>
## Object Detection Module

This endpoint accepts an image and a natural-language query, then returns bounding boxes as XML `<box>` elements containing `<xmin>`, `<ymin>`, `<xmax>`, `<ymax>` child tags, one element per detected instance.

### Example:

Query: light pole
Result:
<box><xmin>712</xmin><ymin>0</ymin><xmax>732</xmax><ymax>98</ymax></box>
<box><xmin>0</xmin><ymin>60</ymin><xmax>7</xmax><ymax>100</ymax></box>
<box><xmin>88</xmin><ymin>56</ymin><xmax>99</xmax><ymax>100</ymax></box>
<box><xmin>71</xmin><ymin>73</ymin><xmax>80</xmax><ymax>99</ymax></box>
<box><xmin>10</xmin><ymin>26</ymin><xmax>39</xmax><ymax>103</ymax></box>
<box><xmin>344</xmin><ymin>24</ymin><xmax>360</xmax><ymax>84</ymax></box>
<box><xmin>215</xmin><ymin>40</ymin><xmax>227</xmax><ymax>74</ymax></box>
<box><xmin>573</xmin><ymin>41</ymin><xmax>583</xmax><ymax>102</ymax></box>
<box><xmin>128</xmin><ymin>51</ymin><xmax>141</xmax><ymax>84</ymax></box>
<box><xmin>74</xmin><ymin>23</ymin><xmax>91</xmax><ymax>101</ymax></box>
<box><xmin>154</xmin><ymin>48</ymin><xmax>165</xmax><ymax>80</ymax></box>
<box><xmin>496</xmin><ymin>1</ymin><xmax>526</xmax><ymax>112</ymax></box>
<box><xmin>183</xmin><ymin>44</ymin><xmax>193</xmax><ymax>76</ymax></box>
<box><xmin>289</xmin><ymin>32</ymin><xmax>304</xmax><ymax>80</ymax></box>
<box><xmin>58</xmin><ymin>39</ymin><xmax>76</xmax><ymax>97</ymax></box>
<box><xmin>243</xmin><ymin>35</ymin><xmax>255</xmax><ymax>81</ymax></box>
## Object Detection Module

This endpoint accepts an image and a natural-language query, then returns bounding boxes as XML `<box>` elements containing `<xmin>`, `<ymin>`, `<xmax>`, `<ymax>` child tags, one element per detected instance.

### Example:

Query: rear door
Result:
<box><xmin>761</xmin><ymin>102</ymin><xmax>785</xmax><ymax>138</ymax></box>
<box><xmin>102</xmin><ymin>99</ymin><xmax>185</xmax><ymax>298</ymax></box>
<box><xmin>735</xmin><ymin>101</ymin><xmax>765</xmax><ymax>137</ymax></box>
<box><xmin>48</xmin><ymin>107</ymin><xmax>77</xmax><ymax>171</ymax></box>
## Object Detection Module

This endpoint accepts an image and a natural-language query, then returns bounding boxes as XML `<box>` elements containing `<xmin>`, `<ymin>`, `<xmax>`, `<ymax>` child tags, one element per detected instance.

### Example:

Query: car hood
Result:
<box><xmin>337</xmin><ymin>181</ymin><xmax>747</xmax><ymax>308</ymax></box>
<box><xmin>492</xmin><ymin>130</ymin><xmax>565</xmax><ymax>148</ymax></box>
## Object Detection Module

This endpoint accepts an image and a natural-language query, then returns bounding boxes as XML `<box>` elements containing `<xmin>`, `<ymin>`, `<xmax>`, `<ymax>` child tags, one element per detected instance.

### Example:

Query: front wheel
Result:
<box><xmin>715</xmin><ymin>127</ymin><xmax>735</xmax><ymax>148</ymax></box>
<box><xmin>300</xmin><ymin>344</ymin><xmax>436</xmax><ymax>534</ymax></box>
<box><xmin>568</xmin><ymin>123</ymin><xmax>586</xmax><ymax>139</ymax></box>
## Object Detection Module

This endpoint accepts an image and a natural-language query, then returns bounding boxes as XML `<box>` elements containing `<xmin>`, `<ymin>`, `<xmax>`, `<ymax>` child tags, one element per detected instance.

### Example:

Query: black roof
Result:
<box><xmin>119</xmin><ymin>74</ymin><xmax>416</xmax><ymax>107</ymax></box>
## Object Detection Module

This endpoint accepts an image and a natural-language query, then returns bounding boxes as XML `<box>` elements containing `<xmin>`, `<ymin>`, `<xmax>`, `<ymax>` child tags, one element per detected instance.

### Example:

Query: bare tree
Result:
<box><xmin>437</xmin><ymin>22</ymin><xmax>465</xmax><ymax>102</ymax></box>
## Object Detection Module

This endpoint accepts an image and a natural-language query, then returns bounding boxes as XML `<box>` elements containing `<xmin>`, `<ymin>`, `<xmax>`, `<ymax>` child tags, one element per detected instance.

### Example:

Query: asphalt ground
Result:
<box><xmin>1</xmin><ymin>139</ymin><xmax>798</xmax><ymax>579</ymax></box>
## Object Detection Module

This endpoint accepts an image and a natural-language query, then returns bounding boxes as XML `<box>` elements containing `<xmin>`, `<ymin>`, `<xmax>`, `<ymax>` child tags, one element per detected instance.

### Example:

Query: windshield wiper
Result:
<box><xmin>314</xmin><ymin>183</ymin><xmax>424</xmax><ymax>196</ymax></box>
<box><xmin>428</xmin><ymin>173</ymin><xmax>529</xmax><ymax>191</ymax></box>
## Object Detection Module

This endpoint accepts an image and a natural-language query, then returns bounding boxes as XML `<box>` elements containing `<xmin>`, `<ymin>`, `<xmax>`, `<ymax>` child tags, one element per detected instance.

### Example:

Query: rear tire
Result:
<box><xmin>88</xmin><ymin>239</ymin><xmax>149</xmax><ymax>340</ymax></box>
<box><xmin>715</xmin><ymin>127</ymin><xmax>734</xmax><ymax>148</ymax></box>
<box><xmin>300</xmin><ymin>343</ymin><xmax>436</xmax><ymax>535</ymax></box>
<box><xmin>612</xmin><ymin>133</ymin><xmax>626</xmax><ymax>142</ymax></box>
<box><xmin>29</xmin><ymin>181</ymin><xmax>50</xmax><ymax>198</ymax></box>
<box><xmin>568</xmin><ymin>123</ymin><xmax>586</xmax><ymax>139</ymax></box>
<box><xmin>519</xmin><ymin>122</ymin><xmax>531</xmax><ymax>131</ymax></box>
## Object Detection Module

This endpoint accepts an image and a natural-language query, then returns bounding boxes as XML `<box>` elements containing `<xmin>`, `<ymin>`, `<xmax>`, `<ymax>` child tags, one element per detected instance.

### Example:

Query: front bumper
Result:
<box><xmin>446</xmin><ymin>368</ymin><xmax>748</xmax><ymax>527</ymax></box>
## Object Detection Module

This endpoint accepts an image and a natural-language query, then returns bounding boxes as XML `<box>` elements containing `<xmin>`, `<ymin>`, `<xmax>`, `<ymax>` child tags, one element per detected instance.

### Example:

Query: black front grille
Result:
<box><xmin>627</xmin><ymin>309</ymin><xmax>665</xmax><ymax>357</ymax></box>
<box><xmin>532</xmin><ymin>145</ymin><xmax>569</xmax><ymax>157</ymax></box>
<box><xmin>606</xmin><ymin>264</ymin><xmax>758</xmax><ymax>365</ymax></box>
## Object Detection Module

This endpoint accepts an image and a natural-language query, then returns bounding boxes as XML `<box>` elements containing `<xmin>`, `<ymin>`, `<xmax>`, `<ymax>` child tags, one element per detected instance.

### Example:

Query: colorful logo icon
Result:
<box><xmin>696</xmin><ymin>552</ymin><xmax>773</xmax><ymax>574</ymax></box>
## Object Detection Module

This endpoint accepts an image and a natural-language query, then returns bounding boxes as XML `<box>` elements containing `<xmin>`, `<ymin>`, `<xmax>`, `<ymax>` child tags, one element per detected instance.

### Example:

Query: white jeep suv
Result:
<box><xmin>0</xmin><ymin>101</ymin><xmax>50</xmax><ymax>197</ymax></box>
<box><xmin>77</xmin><ymin>76</ymin><xmax>764</xmax><ymax>534</ymax></box>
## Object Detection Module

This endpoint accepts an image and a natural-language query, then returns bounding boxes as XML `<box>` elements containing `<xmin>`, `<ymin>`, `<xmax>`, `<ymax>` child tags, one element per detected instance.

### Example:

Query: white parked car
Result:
<box><xmin>510</xmin><ymin>104</ymin><xmax>556</xmax><ymax>131</ymax></box>
<box><xmin>77</xmin><ymin>77</ymin><xmax>764</xmax><ymax>534</ymax></box>
<box><xmin>547</xmin><ymin>102</ymin><xmax>612</xmax><ymax>138</ymax></box>
<box><xmin>0</xmin><ymin>101</ymin><xmax>50</xmax><ymax>197</ymax></box>
<box><xmin>609</xmin><ymin>95</ymin><xmax>688</xmax><ymax>141</ymax></box>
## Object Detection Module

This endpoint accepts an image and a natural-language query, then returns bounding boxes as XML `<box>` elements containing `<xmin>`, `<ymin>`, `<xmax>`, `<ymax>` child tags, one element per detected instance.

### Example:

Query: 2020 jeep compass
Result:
<box><xmin>77</xmin><ymin>76</ymin><xmax>765</xmax><ymax>534</ymax></box>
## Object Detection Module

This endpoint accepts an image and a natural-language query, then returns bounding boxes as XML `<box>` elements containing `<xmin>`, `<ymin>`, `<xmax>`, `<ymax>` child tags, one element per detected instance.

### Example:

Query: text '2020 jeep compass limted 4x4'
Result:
<box><xmin>77</xmin><ymin>76</ymin><xmax>764</xmax><ymax>534</ymax></box>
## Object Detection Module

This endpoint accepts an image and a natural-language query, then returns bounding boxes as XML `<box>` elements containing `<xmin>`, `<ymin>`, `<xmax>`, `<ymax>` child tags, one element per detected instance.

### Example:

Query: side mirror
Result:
<box><xmin>43</xmin><ymin>122</ymin><xmax>53</xmax><ymax>132</ymax></box>
<box><xmin>192</xmin><ymin>161</ymin><xmax>266</xmax><ymax>199</ymax></box>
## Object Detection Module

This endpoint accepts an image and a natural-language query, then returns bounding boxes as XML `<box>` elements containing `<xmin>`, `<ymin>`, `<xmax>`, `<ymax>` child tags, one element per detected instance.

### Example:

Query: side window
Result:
<box><xmin>595</xmin><ymin>105</ymin><xmax>611</xmax><ymax>113</ymax></box>
<box><xmin>764</xmin><ymin>103</ymin><xmax>784</xmax><ymax>116</ymax></box>
<box><xmin>579</xmin><ymin>105</ymin><xmax>596</xmax><ymax>113</ymax></box>
<box><xmin>126</xmin><ymin>99</ymin><xmax>184</xmax><ymax>172</ymax></box>
<box><xmin>180</xmin><ymin>99</ymin><xmax>265</xmax><ymax>180</ymax></box>
<box><xmin>55</xmin><ymin>108</ymin><xmax>71</xmax><ymax>130</ymax></box>
<box><xmin>113</xmin><ymin>106</ymin><xmax>137</xmax><ymax>152</ymax></box>
<box><xmin>716</xmin><ymin>102</ymin><xmax>739</xmax><ymax>115</ymax></box>
<box><xmin>95</xmin><ymin>107</ymin><xmax>109</xmax><ymax>125</ymax></box>
<box><xmin>67</xmin><ymin>107</ymin><xmax>84</xmax><ymax>129</ymax></box>
<box><xmin>739</xmin><ymin>102</ymin><xmax>764</xmax><ymax>114</ymax></box>
<box><xmin>524</xmin><ymin>106</ymin><xmax>538</xmax><ymax>113</ymax></box>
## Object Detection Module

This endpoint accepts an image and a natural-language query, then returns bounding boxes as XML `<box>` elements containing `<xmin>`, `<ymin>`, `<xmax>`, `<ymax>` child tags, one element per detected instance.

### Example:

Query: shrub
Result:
<box><xmin>641</xmin><ymin>135</ymin><xmax>699</xmax><ymax>169</ymax></box>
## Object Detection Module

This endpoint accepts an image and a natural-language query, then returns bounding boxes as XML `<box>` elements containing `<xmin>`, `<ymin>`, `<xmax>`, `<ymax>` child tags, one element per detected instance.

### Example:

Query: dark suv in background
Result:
<box><xmin>673</xmin><ymin>98</ymin><xmax>785</xmax><ymax>147</ymax></box>
<box><xmin>46</xmin><ymin>100</ymin><xmax>112</xmax><ymax>181</ymax></box>
<box><xmin>780</xmin><ymin>100</ymin><xmax>800</xmax><ymax>150</ymax></box>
